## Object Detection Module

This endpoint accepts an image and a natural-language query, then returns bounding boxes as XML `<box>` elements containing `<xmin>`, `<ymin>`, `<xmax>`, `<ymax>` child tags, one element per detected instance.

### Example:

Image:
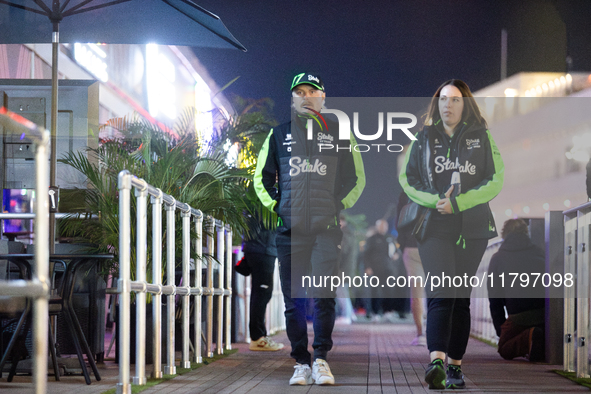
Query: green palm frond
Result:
<box><xmin>59</xmin><ymin>95</ymin><xmax>277</xmax><ymax>280</ymax></box>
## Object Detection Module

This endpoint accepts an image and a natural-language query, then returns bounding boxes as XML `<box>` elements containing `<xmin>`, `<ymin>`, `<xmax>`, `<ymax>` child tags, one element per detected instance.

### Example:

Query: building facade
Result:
<box><xmin>474</xmin><ymin>72</ymin><xmax>591</xmax><ymax>221</ymax></box>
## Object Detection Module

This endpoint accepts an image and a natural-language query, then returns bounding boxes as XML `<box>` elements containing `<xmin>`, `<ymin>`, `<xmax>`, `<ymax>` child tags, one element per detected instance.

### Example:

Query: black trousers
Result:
<box><xmin>276</xmin><ymin>228</ymin><xmax>341</xmax><ymax>365</ymax></box>
<box><xmin>245</xmin><ymin>252</ymin><xmax>276</xmax><ymax>341</ymax></box>
<box><xmin>418</xmin><ymin>236</ymin><xmax>488</xmax><ymax>360</ymax></box>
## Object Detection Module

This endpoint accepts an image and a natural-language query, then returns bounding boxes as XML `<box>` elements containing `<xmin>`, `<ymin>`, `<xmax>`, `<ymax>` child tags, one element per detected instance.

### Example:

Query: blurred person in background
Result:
<box><xmin>364</xmin><ymin>219</ymin><xmax>393</xmax><ymax>321</ymax></box>
<box><xmin>242</xmin><ymin>220</ymin><xmax>284</xmax><ymax>352</ymax></box>
<box><xmin>397</xmin><ymin>191</ymin><xmax>427</xmax><ymax>346</ymax></box>
<box><xmin>335</xmin><ymin>213</ymin><xmax>359</xmax><ymax>324</ymax></box>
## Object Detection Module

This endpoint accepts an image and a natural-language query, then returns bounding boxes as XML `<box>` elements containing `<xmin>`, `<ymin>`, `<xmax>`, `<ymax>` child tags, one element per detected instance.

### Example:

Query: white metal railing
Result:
<box><xmin>0</xmin><ymin>109</ymin><xmax>50</xmax><ymax>394</ymax></box>
<box><xmin>266</xmin><ymin>259</ymin><xmax>286</xmax><ymax>336</ymax></box>
<box><xmin>563</xmin><ymin>201</ymin><xmax>591</xmax><ymax>378</ymax></box>
<box><xmin>470</xmin><ymin>239</ymin><xmax>502</xmax><ymax>344</ymax></box>
<box><xmin>114</xmin><ymin>170</ymin><xmax>233</xmax><ymax>394</ymax></box>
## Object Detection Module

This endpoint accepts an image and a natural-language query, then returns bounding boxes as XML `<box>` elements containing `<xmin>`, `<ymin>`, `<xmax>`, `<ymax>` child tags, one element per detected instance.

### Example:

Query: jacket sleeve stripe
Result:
<box><xmin>455</xmin><ymin>129</ymin><xmax>504</xmax><ymax>212</ymax></box>
<box><xmin>254</xmin><ymin>129</ymin><xmax>278</xmax><ymax>212</ymax></box>
<box><xmin>341</xmin><ymin>133</ymin><xmax>366</xmax><ymax>209</ymax></box>
<box><xmin>399</xmin><ymin>139</ymin><xmax>440</xmax><ymax>208</ymax></box>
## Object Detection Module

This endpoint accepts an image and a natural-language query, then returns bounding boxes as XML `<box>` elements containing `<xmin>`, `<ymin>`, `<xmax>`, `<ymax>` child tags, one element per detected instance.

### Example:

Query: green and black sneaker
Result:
<box><xmin>446</xmin><ymin>364</ymin><xmax>466</xmax><ymax>389</ymax></box>
<box><xmin>424</xmin><ymin>358</ymin><xmax>446</xmax><ymax>389</ymax></box>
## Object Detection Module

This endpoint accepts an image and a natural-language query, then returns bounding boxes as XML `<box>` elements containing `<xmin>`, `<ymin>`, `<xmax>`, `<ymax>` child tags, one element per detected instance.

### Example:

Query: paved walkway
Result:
<box><xmin>1</xmin><ymin>320</ymin><xmax>586</xmax><ymax>393</ymax></box>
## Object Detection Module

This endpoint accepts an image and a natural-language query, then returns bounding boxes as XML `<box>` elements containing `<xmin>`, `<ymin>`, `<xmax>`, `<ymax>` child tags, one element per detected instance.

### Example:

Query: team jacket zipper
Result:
<box><xmin>303</xmin><ymin>120</ymin><xmax>312</xmax><ymax>233</ymax></box>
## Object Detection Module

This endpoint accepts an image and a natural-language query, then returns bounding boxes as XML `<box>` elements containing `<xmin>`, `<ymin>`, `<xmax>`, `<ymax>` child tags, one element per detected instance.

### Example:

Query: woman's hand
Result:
<box><xmin>436</xmin><ymin>185</ymin><xmax>454</xmax><ymax>214</ymax></box>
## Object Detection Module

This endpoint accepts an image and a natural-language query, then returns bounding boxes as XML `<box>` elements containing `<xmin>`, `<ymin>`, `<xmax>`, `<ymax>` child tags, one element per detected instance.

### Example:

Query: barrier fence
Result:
<box><xmin>469</xmin><ymin>239</ymin><xmax>502</xmax><ymax>345</ymax></box>
<box><xmin>266</xmin><ymin>259</ymin><xmax>286</xmax><ymax>336</ymax></box>
<box><xmin>563</xmin><ymin>202</ymin><xmax>591</xmax><ymax>378</ymax></box>
<box><xmin>469</xmin><ymin>208</ymin><xmax>591</xmax><ymax>379</ymax></box>
<box><xmin>0</xmin><ymin>110</ymin><xmax>50</xmax><ymax>394</ymax></box>
<box><xmin>113</xmin><ymin>170</ymin><xmax>233</xmax><ymax>394</ymax></box>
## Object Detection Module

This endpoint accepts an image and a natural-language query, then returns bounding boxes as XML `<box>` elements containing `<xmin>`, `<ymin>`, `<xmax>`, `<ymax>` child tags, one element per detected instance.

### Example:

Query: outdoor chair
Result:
<box><xmin>0</xmin><ymin>257</ymin><xmax>63</xmax><ymax>382</ymax></box>
<box><xmin>0</xmin><ymin>287</ymin><xmax>30</xmax><ymax>380</ymax></box>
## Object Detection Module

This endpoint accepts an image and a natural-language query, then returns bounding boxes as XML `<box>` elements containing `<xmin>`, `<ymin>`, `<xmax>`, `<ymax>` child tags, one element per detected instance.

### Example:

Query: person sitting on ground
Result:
<box><xmin>487</xmin><ymin>219</ymin><xmax>545</xmax><ymax>362</ymax></box>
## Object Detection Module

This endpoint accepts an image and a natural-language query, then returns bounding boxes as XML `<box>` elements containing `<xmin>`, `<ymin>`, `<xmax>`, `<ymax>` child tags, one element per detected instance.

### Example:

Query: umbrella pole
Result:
<box><xmin>49</xmin><ymin>20</ymin><xmax>58</xmax><ymax>254</ymax></box>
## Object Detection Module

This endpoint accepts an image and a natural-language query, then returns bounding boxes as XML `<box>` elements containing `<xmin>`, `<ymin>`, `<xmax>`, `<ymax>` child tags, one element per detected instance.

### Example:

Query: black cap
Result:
<box><xmin>291</xmin><ymin>72</ymin><xmax>324</xmax><ymax>91</ymax></box>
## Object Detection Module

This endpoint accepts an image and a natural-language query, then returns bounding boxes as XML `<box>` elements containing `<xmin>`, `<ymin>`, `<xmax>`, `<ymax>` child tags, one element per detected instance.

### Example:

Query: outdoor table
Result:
<box><xmin>0</xmin><ymin>253</ymin><xmax>114</xmax><ymax>384</ymax></box>
<box><xmin>2</xmin><ymin>232</ymin><xmax>33</xmax><ymax>242</ymax></box>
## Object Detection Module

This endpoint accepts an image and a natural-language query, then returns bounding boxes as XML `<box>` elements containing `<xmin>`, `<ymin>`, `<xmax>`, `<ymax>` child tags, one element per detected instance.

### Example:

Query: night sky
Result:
<box><xmin>193</xmin><ymin>0</ymin><xmax>591</xmax><ymax>225</ymax></box>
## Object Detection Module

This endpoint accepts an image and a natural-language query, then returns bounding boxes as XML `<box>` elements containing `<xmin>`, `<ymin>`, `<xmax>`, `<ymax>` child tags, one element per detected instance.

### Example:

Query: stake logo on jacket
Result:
<box><xmin>255</xmin><ymin>116</ymin><xmax>365</xmax><ymax>234</ymax></box>
<box><xmin>399</xmin><ymin>119</ymin><xmax>504</xmax><ymax>239</ymax></box>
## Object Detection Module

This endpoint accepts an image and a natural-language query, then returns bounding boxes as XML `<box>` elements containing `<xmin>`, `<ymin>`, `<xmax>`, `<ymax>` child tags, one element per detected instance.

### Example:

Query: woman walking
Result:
<box><xmin>399</xmin><ymin>79</ymin><xmax>504</xmax><ymax>389</ymax></box>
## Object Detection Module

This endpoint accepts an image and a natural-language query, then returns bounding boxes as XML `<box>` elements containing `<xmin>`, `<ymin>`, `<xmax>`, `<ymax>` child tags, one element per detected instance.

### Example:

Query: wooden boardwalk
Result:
<box><xmin>141</xmin><ymin>321</ymin><xmax>587</xmax><ymax>394</ymax></box>
<box><xmin>1</xmin><ymin>320</ymin><xmax>587</xmax><ymax>393</ymax></box>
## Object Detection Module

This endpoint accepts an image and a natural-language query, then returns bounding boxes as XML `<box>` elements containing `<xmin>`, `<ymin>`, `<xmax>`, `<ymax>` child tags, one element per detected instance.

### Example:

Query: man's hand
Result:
<box><xmin>436</xmin><ymin>185</ymin><xmax>454</xmax><ymax>214</ymax></box>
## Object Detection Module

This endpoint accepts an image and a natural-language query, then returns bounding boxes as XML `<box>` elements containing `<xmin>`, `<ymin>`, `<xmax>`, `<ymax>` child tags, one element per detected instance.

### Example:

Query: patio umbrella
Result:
<box><xmin>0</xmin><ymin>0</ymin><xmax>246</xmax><ymax>249</ymax></box>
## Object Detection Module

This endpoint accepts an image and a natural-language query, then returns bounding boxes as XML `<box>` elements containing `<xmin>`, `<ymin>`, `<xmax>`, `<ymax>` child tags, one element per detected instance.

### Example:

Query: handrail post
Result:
<box><xmin>563</xmin><ymin>212</ymin><xmax>576</xmax><ymax>372</ymax></box>
<box><xmin>194</xmin><ymin>212</ymin><xmax>203</xmax><ymax>363</ymax></box>
<box><xmin>151</xmin><ymin>190</ymin><xmax>163</xmax><ymax>379</ymax></box>
<box><xmin>245</xmin><ymin>273</ymin><xmax>251</xmax><ymax>342</ymax></box>
<box><xmin>117</xmin><ymin>171</ymin><xmax>132</xmax><ymax>394</ymax></box>
<box><xmin>33</xmin><ymin>127</ymin><xmax>50</xmax><ymax>394</ymax></box>
<box><xmin>225</xmin><ymin>225</ymin><xmax>232</xmax><ymax>350</ymax></box>
<box><xmin>206</xmin><ymin>217</ymin><xmax>214</xmax><ymax>357</ymax></box>
<box><xmin>216</xmin><ymin>220</ymin><xmax>224</xmax><ymax>355</ymax></box>
<box><xmin>164</xmin><ymin>200</ymin><xmax>177</xmax><ymax>375</ymax></box>
<box><xmin>181</xmin><ymin>209</ymin><xmax>191</xmax><ymax>368</ymax></box>
<box><xmin>1</xmin><ymin>103</ymin><xmax>51</xmax><ymax>394</ymax></box>
<box><xmin>133</xmin><ymin>187</ymin><xmax>148</xmax><ymax>385</ymax></box>
<box><xmin>576</xmin><ymin>209</ymin><xmax>590</xmax><ymax>378</ymax></box>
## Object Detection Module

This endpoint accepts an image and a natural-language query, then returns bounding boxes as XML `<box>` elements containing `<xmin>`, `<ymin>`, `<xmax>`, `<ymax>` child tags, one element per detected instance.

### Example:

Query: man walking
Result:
<box><xmin>254</xmin><ymin>72</ymin><xmax>365</xmax><ymax>385</ymax></box>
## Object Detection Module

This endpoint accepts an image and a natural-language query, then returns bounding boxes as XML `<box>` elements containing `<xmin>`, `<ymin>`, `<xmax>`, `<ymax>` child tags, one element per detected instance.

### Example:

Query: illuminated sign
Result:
<box><xmin>73</xmin><ymin>43</ymin><xmax>108</xmax><ymax>82</ymax></box>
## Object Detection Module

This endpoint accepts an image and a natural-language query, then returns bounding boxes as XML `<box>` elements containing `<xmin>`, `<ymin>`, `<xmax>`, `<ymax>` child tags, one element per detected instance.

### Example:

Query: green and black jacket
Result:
<box><xmin>399</xmin><ymin>120</ymin><xmax>504</xmax><ymax>239</ymax></box>
<box><xmin>254</xmin><ymin>116</ymin><xmax>365</xmax><ymax>234</ymax></box>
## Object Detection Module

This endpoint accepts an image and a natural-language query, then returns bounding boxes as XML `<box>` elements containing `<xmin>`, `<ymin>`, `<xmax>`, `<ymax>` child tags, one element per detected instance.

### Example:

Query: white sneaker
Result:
<box><xmin>383</xmin><ymin>311</ymin><xmax>397</xmax><ymax>323</ymax></box>
<box><xmin>312</xmin><ymin>358</ymin><xmax>335</xmax><ymax>385</ymax></box>
<box><xmin>249</xmin><ymin>336</ymin><xmax>285</xmax><ymax>351</ymax></box>
<box><xmin>371</xmin><ymin>314</ymin><xmax>383</xmax><ymax>323</ymax></box>
<box><xmin>410</xmin><ymin>334</ymin><xmax>426</xmax><ymax>346</ymax></box>
<box><xmin>290</xmin><ymin>363</ymin><xmax>313</xmax><ymax>385</ymax></box>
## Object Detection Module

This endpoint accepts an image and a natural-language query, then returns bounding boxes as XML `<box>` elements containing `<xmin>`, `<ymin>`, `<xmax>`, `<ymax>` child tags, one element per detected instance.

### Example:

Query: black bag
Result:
<box><xmin>411</xmin><ymin>207</ymin><xmax>432</xmax><ymax>243</ymax></box>
<box><xmin>398</xmin><ymin>133</ymin><xmax>434</xmax><ymax>243</ymax></box>
<box><xmin>235</xmin><ymin>255</ymin><xmax>251</xmax><ymax>276</ymax></box>
<box><xmin>397</xmin><ymin>201</ymin><xmax>424</xmax><ymax>232</ymax></box>
<box><xmin>397</xmin><ymin>201</ymin><xmax>432</xmax><ymax>242</ymax></box>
